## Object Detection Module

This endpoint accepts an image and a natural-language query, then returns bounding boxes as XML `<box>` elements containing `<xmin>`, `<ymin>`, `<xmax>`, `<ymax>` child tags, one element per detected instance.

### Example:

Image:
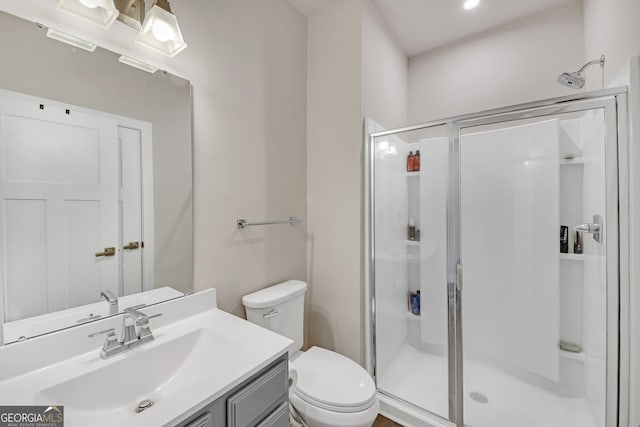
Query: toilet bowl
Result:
<box><xmin>289</xmin><ymin>347</ymin><xmax>379</xmax><ymax>427</ymax></box>
<box><xmin>242</xmin><ymin>280</ymin><xmax>378</xmax><ymax>427</ymax></box>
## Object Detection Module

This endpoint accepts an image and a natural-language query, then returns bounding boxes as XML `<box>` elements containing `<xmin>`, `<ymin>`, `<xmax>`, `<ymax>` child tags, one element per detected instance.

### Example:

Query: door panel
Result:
<box><xmin>0</xmin><ymin>97</ymin><xmax>118</xmax><ymax>321</ymax></box>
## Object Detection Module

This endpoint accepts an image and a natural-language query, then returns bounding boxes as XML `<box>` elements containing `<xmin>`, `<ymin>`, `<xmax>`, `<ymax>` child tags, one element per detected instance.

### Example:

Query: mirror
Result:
<box><xmin>0</xmin><ymin>10</ymin><xmax>193</xmax><ymax>343</ymax></box>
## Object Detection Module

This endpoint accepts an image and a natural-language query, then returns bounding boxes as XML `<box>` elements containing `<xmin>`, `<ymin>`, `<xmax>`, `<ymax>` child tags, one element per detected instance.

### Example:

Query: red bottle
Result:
<box><xmin>407</xmin><ymin>151</ymin><xmax>415</xmax><ymax>172</ymax></box>
<box><xmin>414</xmin><ymin>150</ymin><xmax>420</xmax><ymax>171</ymax></box>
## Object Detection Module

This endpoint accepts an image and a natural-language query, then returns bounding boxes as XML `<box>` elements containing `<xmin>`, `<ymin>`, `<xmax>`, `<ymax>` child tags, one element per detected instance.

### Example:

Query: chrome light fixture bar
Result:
<box><xmin>136</xmin><ymin>0</ymin><xmax>187</xmax><ymax>57</ymax></box>
<box><xmin>119</xmin><ymin>55</ymin><xmax>158</xmax><ymax>73</ymax></box>
<box><xmin>46</xmin><ymin>28</ymin><xmax>97</xmax><ymax>52</ymax></box>
<box><xmin>56</xmin><ymin>0</ymin><xmax>119</xmax><ymax>29</ymax></box>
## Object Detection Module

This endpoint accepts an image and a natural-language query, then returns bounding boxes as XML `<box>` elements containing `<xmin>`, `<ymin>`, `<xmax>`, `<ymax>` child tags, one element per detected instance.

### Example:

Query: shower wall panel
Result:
<box><xmin>460</xmin><ymin>120</ymin><xmax>560</xmax><ymax>383</ymax></box>
<box><xmin>374</xmin><ymin>133</ymin><xmax>409</xmax><ymax>373</ymax></box>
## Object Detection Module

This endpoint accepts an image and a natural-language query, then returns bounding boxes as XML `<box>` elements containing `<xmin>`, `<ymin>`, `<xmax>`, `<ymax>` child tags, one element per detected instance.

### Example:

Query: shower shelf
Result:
<box><xmin>560</xmin><ymin>254</ymin><xmax>602</xmax><ymax>262</ymax></box>
<box><xmin>560</xmin><ymin>349</ymin><xmax>585</xmax><ymax>362</ymax></box>
<box><xmin>406</xmin><ymin>240</ymin><xmax>420</xmax><ymax>247</ymax></box>
<box><xmin>406</xmin><ymin>171</ymin><xmax>420</xmax><ymax>177</ymax></box>
<box><xmin>560</xmin><ymin>157</ymin><xmax>585</xmax><ymax>165</ymax></box>
<box><xmin>406</xmin><ymin>311</ymin><xmax>420</xmax><ymax>319</ymax></box>
<box><xmin>560</xmin><ymin>253</ymin><xmax>584</xmax><ymax>261</ymax></box>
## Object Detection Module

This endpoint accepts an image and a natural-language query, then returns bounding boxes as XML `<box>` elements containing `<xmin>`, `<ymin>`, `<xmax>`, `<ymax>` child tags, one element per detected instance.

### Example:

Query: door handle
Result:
<box><xmin>95</xmin><ymin>247</ymin><xmax>116</xmax><ymax>257</ymax></box>
<box><xmin>123</xmin><ymin>241</ymin><xmax>140</xmax><ymax>250</ymax></box>
<box><xmin>574</xmin><ymin>214</ymin><xmax>602</xmax><ymax>243</ymax></box>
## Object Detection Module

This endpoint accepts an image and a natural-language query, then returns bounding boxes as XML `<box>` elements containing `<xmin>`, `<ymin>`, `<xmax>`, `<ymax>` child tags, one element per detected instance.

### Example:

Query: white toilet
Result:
<box><xmin>242</xmin><ymin>280</ymin><xmax>379</xmax><ymax>427</ymax></box>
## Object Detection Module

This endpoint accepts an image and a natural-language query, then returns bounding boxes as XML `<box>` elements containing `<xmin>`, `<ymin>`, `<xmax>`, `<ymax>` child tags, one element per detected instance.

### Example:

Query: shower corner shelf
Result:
<box><xmin>406</xmin><ymin>240</ymin><xmax>420</xmax><ymax>247</ymax></box>
<box><xmin>406</xmin><ymin>311</ymin><xmax>420</xmax><ymax>319</ymax></box>
<box><xmin>560</xmin><ymin>349</ymin><xmax>585</xmax><ymax>362</ymax></box>
<box><xmin>560</xmin><ymin>157</ymin><xmax>585</xmax><ymax>165</ymax></box>
<box><xmin>560</xmin><ymin>253</ymin><xmax>584</xmax><ymax>261</ymax></box>
<box><xmin>406</xmin><ymin>171</ymin><xmax>420</xmax><ymax>177</ymax></box>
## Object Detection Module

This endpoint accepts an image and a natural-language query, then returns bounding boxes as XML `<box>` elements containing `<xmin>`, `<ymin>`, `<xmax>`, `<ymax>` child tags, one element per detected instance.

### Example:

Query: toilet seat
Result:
<box><xmin>290</xmin><ymin>347</ymin><xmax>377</xmax><ymax>413</ymax></box>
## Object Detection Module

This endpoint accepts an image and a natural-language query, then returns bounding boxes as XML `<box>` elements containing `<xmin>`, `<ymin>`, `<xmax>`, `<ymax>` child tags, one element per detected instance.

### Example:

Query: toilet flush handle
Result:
<box><xmin>263</xmin><ymin>309</ymin><xmax>279</xmax><ymax>318</ymax></box>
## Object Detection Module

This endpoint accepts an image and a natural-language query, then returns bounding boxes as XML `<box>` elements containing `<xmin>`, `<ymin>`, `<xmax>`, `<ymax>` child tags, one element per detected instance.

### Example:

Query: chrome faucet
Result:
<box><xmin>88</xmin><ymin>309</ymin><xmax>162</xmax><ymax>359</ymax></box>
<box><xmin>100</xmin><ymin>290</ymin><xmax>119</xmax><ymax>315</ymax></box>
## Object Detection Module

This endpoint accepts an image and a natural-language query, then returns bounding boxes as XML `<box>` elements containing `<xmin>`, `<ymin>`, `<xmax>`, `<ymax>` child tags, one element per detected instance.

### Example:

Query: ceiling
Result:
<box><xmin>289</xmin><ymin>0</ymin><xmax>577</xmax><ymax>57</ymax></box>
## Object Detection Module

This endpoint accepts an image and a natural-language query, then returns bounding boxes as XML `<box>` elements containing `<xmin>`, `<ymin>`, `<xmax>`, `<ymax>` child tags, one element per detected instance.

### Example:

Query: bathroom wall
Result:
<box><xmin>407</xmin><ymin>1</ymin><xmax>584</xmax><ymax>123</ymax></box>
<box><xmin>306</xmin><ymin>0</ymin><xmax>408</xmax><ymax>364</ymax></box>
<box><xmin>582</xmin><ymin>0</ymin><xmax>640</xmax><ymax>89</ymax></box>
<box><xmin>362</xmin><ymin>0</ymin><xmax>408</xmax><ymax>130</ymax></box>
<box><xmin>306</xmin><ymin>0</ymin><xmax>364</xmax><ymax>364</ymax></box>
<box><xmin>0</xmin><ymin>1</ymin><xmax>309</xmax><ymax>318</ymax></box>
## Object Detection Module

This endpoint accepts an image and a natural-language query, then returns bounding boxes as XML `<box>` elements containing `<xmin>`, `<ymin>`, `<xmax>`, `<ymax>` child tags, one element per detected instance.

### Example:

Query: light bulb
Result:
<box><xmin>151</xmin><ymin>20</ymin><xmax>174</xmax><ymax>42</ymax></box>
<box><xmin>78</xmin><ymin>0</ymin><xmax>102</xmax><ymax>8</ymax></box>
<box><xmin>463</xmin><ymin>0</ymin><xmax>480</xmax><ymax>10</ymax></box>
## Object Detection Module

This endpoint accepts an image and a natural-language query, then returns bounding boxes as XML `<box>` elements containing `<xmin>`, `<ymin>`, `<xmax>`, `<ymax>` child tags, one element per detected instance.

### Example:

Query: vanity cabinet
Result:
<box><xmin>175</xmin><ymin>354</ymin><xmax>289</xmax><ymax>427</ymax></box>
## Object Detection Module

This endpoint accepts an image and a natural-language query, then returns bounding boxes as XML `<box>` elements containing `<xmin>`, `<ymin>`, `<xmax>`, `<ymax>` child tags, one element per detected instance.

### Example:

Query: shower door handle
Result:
<box><xmin>574</xmin><ymin>214</ymin><xmax>602</xmax><ymax>243</ymax></box>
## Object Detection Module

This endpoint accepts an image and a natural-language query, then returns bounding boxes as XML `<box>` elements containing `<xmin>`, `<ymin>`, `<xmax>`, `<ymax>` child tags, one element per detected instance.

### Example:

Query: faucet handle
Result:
<box><xmin>88</xmin><ymin>327</ymin><xmax>115</xmax><ymax>338</ymax></box>
<box><xmin>88</xmin><ymin>328</ymin><xmax>121</xmax><ymax>357</ymax></box>
<box><xmin>138</xmin><ymin>313</ymin><xmax>162</xmax><ymax>340</ymax></box>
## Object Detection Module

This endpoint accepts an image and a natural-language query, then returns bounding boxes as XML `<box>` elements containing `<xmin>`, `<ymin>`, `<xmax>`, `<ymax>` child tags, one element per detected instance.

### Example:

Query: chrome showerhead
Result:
<box><xmin>557</xmin><ymin>54</ymin><xmax>605</xmax><ymax>90</ymax></box>
<box><xmin>557</xmin><ymin>72</ymin><xmax>585</xmax><ymax>89</ymax></box>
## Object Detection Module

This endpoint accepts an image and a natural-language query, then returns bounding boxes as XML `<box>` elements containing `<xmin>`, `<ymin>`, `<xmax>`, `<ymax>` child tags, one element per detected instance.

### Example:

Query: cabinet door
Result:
<box><xmin>256</xmin><ymin>403</ymin><xmax>288</xmax><ymax>427</ymax></box>
<box><xmin>227</xmin><ymin>360</ymin><xmax>287</xmax><ymax>427</ymax></box>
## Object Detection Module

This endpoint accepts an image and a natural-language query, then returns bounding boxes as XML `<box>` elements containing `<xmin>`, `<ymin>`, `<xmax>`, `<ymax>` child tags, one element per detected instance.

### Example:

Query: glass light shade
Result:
<box><xmin>136</xmin><ymin>5</ymin><xmax>187</xmax><ymax>57</ymax></box>
<box><xmin>57</xmin><ymin>0</ymin><xmax>119</xmax><ymax>29</ymax></box>
<box><xmin>463</xmin><ymin>0</ymin><xmax>480</xmax><ymax>10</ymax></box>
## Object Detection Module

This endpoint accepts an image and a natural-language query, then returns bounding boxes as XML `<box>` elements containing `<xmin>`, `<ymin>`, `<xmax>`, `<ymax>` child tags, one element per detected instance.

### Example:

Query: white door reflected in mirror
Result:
<box><xmin>0</xmin><ymin>92</ymin><xmax>153</xmax><ymax>339</ymax></box>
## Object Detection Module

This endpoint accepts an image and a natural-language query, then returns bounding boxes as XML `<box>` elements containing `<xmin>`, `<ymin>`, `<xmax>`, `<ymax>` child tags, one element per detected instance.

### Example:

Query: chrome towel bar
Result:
<box><xmin>237</xmin><ymin>216</ymin><xmax>303</xmax><ymax>229</ymax></box>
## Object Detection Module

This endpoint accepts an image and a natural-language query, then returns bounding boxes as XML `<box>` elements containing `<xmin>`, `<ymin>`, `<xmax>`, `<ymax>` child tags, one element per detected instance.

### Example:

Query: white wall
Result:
<box><xmin>583</xmin><ymin>0</ymin><xmax>640</xmax><ymax>88</ymax></box>
<box><xmin>0</xmin><ymin>1</ymin><xmax>309</xmax><ymax>318</ymax></box>
<box><xmin>408</xmin><ymin>1</ymin><xmax>584</xmax><ymax>123</ymax></box>
<box><xmin>306</xmin><ymin>0</ymin><xmax>363</xmax><ymax>364</ymax></box>
<box><xmin>362</xmin><ymin>0</ymin><xmax>408</xmax><ymax>129</ymax></box>
<box><xmin>306</xmin><ymin>0</ymin><xmax>407</xmax><ymax>364</ymax></box>
<box><xmin>185</xmin><ymin>1</ymin><xmax>307</xmax><ymax>318</ymax></box>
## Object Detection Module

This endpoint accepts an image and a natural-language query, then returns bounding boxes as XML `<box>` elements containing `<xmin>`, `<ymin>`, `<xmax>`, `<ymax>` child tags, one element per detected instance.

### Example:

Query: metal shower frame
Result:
<box><xmin>364</xmin><ymin>87</ymin><xmax>630</xmax><ymax>427</ymax></box>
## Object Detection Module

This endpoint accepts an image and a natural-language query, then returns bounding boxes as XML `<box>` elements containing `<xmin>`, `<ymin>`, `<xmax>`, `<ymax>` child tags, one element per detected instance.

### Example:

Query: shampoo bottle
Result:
<box><xmin>408</xmin><ymin>218</ymin><xmax>416</xmax><ymax>241</ymax></box>
<box><xmin>407</xmin><ymin>151</ymin><xmax>415</xmax><ymax>172</ymax></box>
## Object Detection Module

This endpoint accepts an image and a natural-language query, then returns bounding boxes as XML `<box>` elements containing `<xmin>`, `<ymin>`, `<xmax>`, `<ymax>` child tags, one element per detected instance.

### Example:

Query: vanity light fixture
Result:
<box><xmin>463</xmin><ymin>0</ymin><xmax>480</xmax><ymax>10</ymax></box>
<box><xmin>46</xmin><ymin>28</ymin><xmax>98</xmax><ymax>52</ymax></box>
<box><xmin>119</xmin><ymin>55</ymin><xmax>158</xmax><ymax>73</ymax></box>
<box><xmin>56</xmin><ymin>0</ymin><xmax>119</xmax><ymax>29</ymax></box>
<box><xmin>136</xmin><ymin>0</ymin><xmax>187</xmax><ymax>57</ymax></box>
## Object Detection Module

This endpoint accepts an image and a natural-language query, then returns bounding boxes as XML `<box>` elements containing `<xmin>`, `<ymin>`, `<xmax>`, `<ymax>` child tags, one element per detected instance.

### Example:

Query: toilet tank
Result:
<box><xmin>242</xmin><ymin>280</ymin><xmax>307</xmax><ymax>354</ymax></box>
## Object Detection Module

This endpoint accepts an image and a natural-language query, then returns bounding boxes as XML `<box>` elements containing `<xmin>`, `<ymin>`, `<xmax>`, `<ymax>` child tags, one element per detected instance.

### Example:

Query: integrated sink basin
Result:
<box><xmin>0</xmin><ymin>289</ymin><xmax>292</xmax><ymax>427</ymax></box>
<box><xmin>38</xmin><ymin>329</ymin><xmax>242</xmax><ymax>414</ymax></box>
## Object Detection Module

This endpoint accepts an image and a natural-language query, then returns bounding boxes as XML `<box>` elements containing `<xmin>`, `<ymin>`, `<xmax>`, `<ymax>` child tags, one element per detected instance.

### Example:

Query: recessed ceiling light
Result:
<box><xmin>463</xmin><ymin>0</ymin><xmax>480</xmax><ymax>10</ymax></box>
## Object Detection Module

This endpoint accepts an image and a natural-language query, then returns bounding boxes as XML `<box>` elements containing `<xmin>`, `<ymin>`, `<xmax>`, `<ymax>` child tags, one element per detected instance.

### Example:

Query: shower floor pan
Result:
<box><xmin>378</xmin><ymin>343</ymin><xmax>599</xmax><ymax>427</ymax></box>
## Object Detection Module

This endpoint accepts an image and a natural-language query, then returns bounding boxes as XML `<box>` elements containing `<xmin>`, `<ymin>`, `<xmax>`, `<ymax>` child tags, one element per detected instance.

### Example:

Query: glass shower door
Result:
<box><xmin>455</xmin><ymin>101</ymin><xmax>620</xmax><ymax>427</ymax></box>
<box><xmin>372</xmin><ymin>124</ymin><xmax>451</xmax><ymax>420</ymax></box>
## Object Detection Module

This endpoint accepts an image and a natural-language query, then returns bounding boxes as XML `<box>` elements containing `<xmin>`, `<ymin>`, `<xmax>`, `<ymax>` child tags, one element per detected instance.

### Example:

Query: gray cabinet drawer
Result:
<box><xmin>256</xmin><ymin>403</ymin><xmax>288</xmax><ymax>427</ymax></box>
<box><xmin>227</xmin><ymin>359</ymin><xmax>288</xmax><ymax>427</ymax></box>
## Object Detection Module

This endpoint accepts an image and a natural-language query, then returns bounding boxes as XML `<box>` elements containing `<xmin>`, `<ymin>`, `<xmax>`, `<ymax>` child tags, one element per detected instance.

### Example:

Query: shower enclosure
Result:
<box><xmin>365</xmin><ymin>88</ymin><xmax>630</xmax><ymax>427</ymax></box>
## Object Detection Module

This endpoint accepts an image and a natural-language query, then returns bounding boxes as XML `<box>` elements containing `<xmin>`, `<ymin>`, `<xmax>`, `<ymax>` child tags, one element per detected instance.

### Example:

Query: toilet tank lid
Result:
<box><xmin>242</xmin><ymin>280</ymin><xmax>307</xmax><ymax>309</ymax></box>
